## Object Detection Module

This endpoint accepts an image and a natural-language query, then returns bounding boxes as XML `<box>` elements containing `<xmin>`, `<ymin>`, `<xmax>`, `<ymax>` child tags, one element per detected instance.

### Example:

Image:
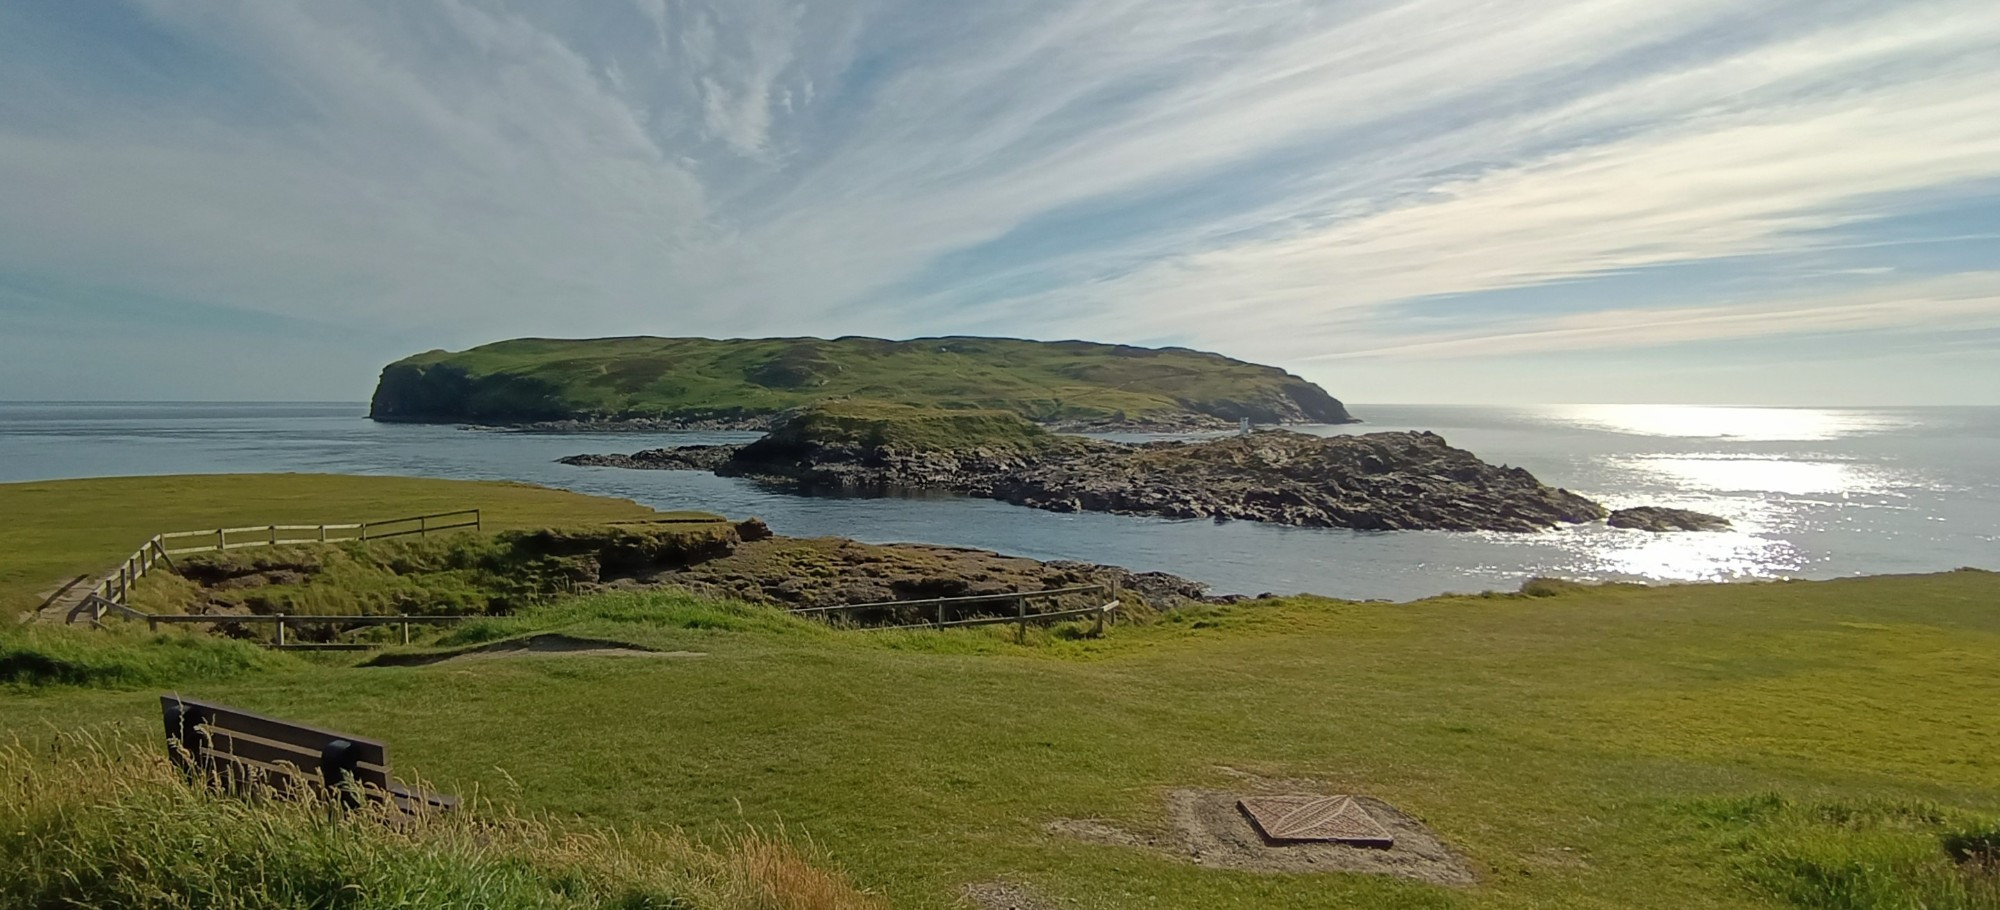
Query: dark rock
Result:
<box><xmin>642</xmin><ymin>536</ymin><xmax>1220</xmax><ymax>619</ymax></box>
<box><xmin>1608</xmin><ymin>506</ymin><xmax>1731</xmax><ymax>532</ymax></box>
<box><xmin>558</xmin><ymin>445</ymin><xmax>743</xmax><ymax>470</ymax></box>
<box><xmin>564</xmin><ymin>424</ymin><xmax>1613</xmax><ymax>534</ymax></box>
<box><xmin>733</xmin><ymin>517</ymin><xmax>774</xmax><ymax>542</ymax></box>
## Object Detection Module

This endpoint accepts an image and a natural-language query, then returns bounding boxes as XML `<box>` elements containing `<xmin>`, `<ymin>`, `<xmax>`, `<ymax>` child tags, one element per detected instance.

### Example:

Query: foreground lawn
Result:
<box><xmin>7</xmin><ymin>570</ymin><xmax>1998</xmax><ymax>909</ymax></box>
<box><xmin>0</xmin><ymin>474</ymin><xmax>684</xmax><ymax>617</ymax></box>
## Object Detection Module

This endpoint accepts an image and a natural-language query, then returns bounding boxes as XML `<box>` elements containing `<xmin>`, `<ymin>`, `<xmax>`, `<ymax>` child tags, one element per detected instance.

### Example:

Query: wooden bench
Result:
<box><xmin>160</xmin><ymin>695</ymin><xmax>456</xmax><ymax>814</ymax></box>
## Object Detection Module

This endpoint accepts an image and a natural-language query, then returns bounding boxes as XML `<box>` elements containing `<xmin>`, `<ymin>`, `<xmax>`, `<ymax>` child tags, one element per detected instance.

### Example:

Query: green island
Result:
<box><xmin>368</xmin><ymin>336</ymin><xmax>1355</xmax><ymax>428</ymax></box>
<box><xmin>5</xmin><ymin>474</ymin><xmax>1998</xmax><ymax>910</ymax></box>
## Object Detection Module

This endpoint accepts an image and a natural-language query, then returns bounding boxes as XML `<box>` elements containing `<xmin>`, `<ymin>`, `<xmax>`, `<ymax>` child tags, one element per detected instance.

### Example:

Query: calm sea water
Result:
<box><xmin>2</xmin><ymin>402</ymin><xmax>1995</xmax><ymax>601</ymax></box>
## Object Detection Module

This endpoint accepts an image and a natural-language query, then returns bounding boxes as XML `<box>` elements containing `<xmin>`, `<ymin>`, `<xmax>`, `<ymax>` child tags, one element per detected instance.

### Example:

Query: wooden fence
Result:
<box><xmin>79</xmin><ymin>594</ymin><xmax>473</xmax><ymax>649</ymax></box>
<box><xmin>74</xmin><ymin>509</ymin><xmax>481</xmax><ymax>621</ymax></box>
<box><xmin>787</xmin><ymin>584</ymin><xmax>1120</xmax><ymax>640</ymax></box>
<box><xmin>78</xmin><ymin>584</ymin><xmax>1118</xmax><ymax>649</ymax></box>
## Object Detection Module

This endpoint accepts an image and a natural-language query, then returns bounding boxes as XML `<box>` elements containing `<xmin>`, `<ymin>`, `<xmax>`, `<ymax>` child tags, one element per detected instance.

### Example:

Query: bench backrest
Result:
<box><xmin>160</xmin><ymin>695</ymin><xmax>393</xmax><ymax>799</ymax></box>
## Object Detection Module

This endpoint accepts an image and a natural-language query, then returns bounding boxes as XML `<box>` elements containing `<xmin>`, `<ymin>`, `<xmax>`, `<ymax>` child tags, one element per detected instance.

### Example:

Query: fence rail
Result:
<box><xmin>78</xmin><ymin>593</ymin><xmax>473</xmax><ymax>647</ymax></box>
<box><xmin>71</xmin><ymin>509</ymin><xmax>482</xmax><ymax>624</ymax></box>
<box><xmin>789</xmin><ymin>583</ymin><xmax>1119</xmax><ymax>641</ymax></box>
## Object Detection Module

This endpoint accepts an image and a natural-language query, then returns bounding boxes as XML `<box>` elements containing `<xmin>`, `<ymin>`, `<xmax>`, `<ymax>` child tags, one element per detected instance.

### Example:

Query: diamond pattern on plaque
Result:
<box><xmin>1237</xmin><ymin>795</ymin><xmax>1395</xmax><ymax>846</ymax></box>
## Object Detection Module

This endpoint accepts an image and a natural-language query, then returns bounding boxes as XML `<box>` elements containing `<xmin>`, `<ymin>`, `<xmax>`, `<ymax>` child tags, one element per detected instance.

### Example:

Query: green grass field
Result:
<box><xmin>4</xmin><ymin>475</ymin><xmax>1997</xmax><ymax>909</ymax></box>
<box><xmin>368</xmin><ymin>335</ymin><xmax>1351</xmax><ymax>425</ymax></box>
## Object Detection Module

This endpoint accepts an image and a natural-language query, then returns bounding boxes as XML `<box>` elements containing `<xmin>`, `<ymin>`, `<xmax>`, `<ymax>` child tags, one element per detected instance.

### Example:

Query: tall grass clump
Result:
<box><xmin>0</xmin><ymin>731</ymin><xmax>884</xmax><ymax>910</ymax></box>
<box><xmin>1684</xmin><ymin>794</ymin><xmax>2000</xmax><ymax>909</ymax></box>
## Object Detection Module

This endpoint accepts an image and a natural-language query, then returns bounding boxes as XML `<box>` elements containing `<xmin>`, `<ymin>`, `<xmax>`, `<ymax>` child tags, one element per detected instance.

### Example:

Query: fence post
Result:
<box><xmin>474</xmin><ymin>509</ymin><xmax>482</xmax><ymax>532</ymax></box>
<box><xmin>319</xmin><ymin>525</ymin><xmax>328</xmax><ymax>542</ymax></box>
<box><xmin>420</xmin><ymin>515</ymin><xmax>428</xmax><ymax>538</ymax></box>
<box><xmin>1016</xmin><ymin>594</ymin><xmax>1028</xmax><ymax>644</ymax></box>
<box><xmin>936</xmin><ymin>600</ymin><xmax>946</xmax><ymax>628</ymax></box>
<box><xmin>268</xmin><ymin>525</ymin><xmax>277</xmax><ymax>546</ymax></box>
<box><xmin>401</xmin><ymin>620</ymin><xmax>411</xmax><ymax>646</ymax></box>
<box><xmin>217</xmin><ymin>528</ymin><xmax>226</xmax><ymax>551</ymax></box>
<box><xmin>275</xmin><ymin>614</ymin><xmax>287</xmax><ymax>648</ymax></box>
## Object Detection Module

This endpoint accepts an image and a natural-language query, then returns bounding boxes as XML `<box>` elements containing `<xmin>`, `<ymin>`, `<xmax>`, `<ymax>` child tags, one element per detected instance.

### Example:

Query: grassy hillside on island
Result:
<box><xmin>6</xmin><ymin>475</ymin><xmax>1999</xmax><ymax>909</ymax></box>
<box><xmin>369</xmin><ymin>336</ymin><xmax>1353</xmax><ymax>426</ymax></box>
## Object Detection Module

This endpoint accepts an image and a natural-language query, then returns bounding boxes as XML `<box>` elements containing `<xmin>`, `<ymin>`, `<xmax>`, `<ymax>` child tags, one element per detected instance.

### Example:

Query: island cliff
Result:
<box><xmin>369</xmin><ymin>335</ymin><xmax>1355</xmax><ymax>429</ymax></box>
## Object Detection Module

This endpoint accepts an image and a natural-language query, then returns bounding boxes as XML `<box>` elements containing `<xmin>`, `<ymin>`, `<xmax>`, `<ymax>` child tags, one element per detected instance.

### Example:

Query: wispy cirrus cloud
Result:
<box><xmin>1313</xmin><ymin>272</ymin><xmax>2000</xmax><ymax>361</ymax></box>
<box><xmin>0</xmin><ymin>0</ymin><xmax>1994</xmax><ymax>402</ymax></box>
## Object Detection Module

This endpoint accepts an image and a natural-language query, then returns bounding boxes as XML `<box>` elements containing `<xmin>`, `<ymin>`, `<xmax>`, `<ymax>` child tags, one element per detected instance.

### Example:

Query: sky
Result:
<box><xmin>2</xmin><ymin>0</ymin><xmax>1998</xmax><ymax>405</ymax></box>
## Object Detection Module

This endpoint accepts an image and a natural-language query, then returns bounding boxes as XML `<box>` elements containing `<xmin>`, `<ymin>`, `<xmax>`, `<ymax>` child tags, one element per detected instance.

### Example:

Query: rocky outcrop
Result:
<box><xmin>565</xmin><ymin>427</ymin><xmax>1625</xmax><ymax>533</ymax></box>
<box><xmin>1607</xmin><ymin>506</ymin><xmax>1731</xmax><ymax>532</ymax></box>
<box><xmin>627</xmin><ymin>536</ymin><xmax>1215</xmax><ymax>616</ymax></box>
<box><xmin>561</xmin><ymin>446</ymin><xmax>741</xmax><ymax>471</ymax></box>
<box><xmin>972</xmin><ymin>432</ymin><xmax>1607</xmax><ymax>532</ymax></box>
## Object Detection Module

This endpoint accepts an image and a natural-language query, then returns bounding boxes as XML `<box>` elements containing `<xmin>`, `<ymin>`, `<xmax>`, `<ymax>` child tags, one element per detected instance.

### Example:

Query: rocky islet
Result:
<box><xmin>561</xmin><ymin>417</ymin><xmax>1727</xmax><ymax>534</ymax></box>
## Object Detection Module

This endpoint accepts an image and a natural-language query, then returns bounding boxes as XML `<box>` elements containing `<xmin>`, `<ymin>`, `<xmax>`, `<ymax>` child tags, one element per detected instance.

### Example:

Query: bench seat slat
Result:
<box><xmin>202</xmin><ymin>753</ymin><xmax>404</xmax><ymax>804</ymax></box>
<box><xmin>197</xmin><ymin>728</ymin><xmax>392</xmax><ymax>787</ymax></box>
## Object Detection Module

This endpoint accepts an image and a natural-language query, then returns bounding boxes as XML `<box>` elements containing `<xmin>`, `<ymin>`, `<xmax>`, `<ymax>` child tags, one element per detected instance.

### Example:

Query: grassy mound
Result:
<box><xmin>428</xmin><ymin>589</ymin><xmax>840</xmax><ymax>649</ymax></box>
<box><xmin>369</xmin><ymin>335</ymin><xmax>1353</xmax><ymax>426</ymax></box>
<box><xmin>0</xmin><ymin>474</ymin><xmax>671</xmax><ymax>619</ymax></box>
<box><xmin>1684</xmin><ymin>795</ymin><xmax>1999</xmax><ymax>908</ymax></box>
<box><xmin>132</xmin><ymin>522</ymin><xmax>742</xmax><ymax>629</ymax></box>
<box><xmin>0</xmin><ymin>733</ymin><xmax>882</xmax><ymax>910</ymax></box>
<box><xmin>0</xmin><ymin>624</ymin><xmax>296</xmax><ymax>690</ymax></box>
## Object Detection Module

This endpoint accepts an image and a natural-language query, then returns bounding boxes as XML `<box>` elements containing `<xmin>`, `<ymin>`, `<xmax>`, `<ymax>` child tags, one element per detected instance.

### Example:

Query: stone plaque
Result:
<box><xmin>1238</xmin><ymin>795</ymin><xmax>1394</xmax><ymax>847</ymax></box>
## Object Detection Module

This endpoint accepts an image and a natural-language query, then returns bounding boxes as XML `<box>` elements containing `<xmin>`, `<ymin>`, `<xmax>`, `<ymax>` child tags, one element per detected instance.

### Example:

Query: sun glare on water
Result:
<box><xmin>1621</xmin><ymin>456</ymin><xmax>1907</xmax><ymax>498</ymax></box>
<box><xmin>1581</xmin><ymin>525</ymin><xmax>1810</xmax><ymax>582</ymax></box>
<box><xmin>1555</xmin><ymin>404</ymin><xmax>1912</xmax><ymax>442</ymax></box>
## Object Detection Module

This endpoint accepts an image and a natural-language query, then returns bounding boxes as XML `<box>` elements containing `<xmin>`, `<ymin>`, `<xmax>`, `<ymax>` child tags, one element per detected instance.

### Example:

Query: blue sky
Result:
<box><xmin>1</xmin><ymin>0</ymin><xmax>1997</xmax><ymax>404</ymax></box>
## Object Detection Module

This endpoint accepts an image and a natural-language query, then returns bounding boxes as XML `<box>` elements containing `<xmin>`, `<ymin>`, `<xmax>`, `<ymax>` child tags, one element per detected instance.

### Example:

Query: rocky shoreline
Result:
<box><xmin>449</xmin><ymin>413</ymin><xmax>1346</xmax><ymax>435</ymax></box>
<box><xmin>561</xmin><ymin>426</ymin><xmax>1729</xmax><ymax>534</ymax></box>
<box><xmin>462</xmin><ymin>416</ymin><xmax>774</xmax><ymax>433</ymax></box>
<box><xmin>617</xmin><ymin>532</ymin><xmax>1228</xmax><ymax>616</ymax></box>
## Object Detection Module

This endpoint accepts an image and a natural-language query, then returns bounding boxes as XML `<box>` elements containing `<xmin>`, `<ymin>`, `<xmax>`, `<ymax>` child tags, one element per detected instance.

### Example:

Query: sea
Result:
<box><xmin>2</xmin><ymin>402</ymin><xmax>1995</xmax><ymax>602</ymax></box>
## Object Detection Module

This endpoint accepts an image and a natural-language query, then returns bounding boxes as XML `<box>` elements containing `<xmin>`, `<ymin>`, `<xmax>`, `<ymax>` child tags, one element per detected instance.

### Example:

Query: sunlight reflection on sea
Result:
<box><xmin>1550</xmin><ymin>404</ymin><xmax>1921</xmax><ymax>441</ymax></box>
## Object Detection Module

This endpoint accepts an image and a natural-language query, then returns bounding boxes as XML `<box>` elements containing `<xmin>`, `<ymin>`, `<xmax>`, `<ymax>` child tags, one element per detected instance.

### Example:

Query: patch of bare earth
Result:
<box><xmin>1047</xmin><ymin>771</ymin><xmax>1475</xmax><ymax>886</ymax></box>
<box><xmin>1168</xmin><ymin>789</ymin><xmax>1474</xmax><ymax>884</ymax></box>
<box><xmin>363</xmin><ymin>634</ymin><xmax>705</xmax><ymax>667</ymax></box>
